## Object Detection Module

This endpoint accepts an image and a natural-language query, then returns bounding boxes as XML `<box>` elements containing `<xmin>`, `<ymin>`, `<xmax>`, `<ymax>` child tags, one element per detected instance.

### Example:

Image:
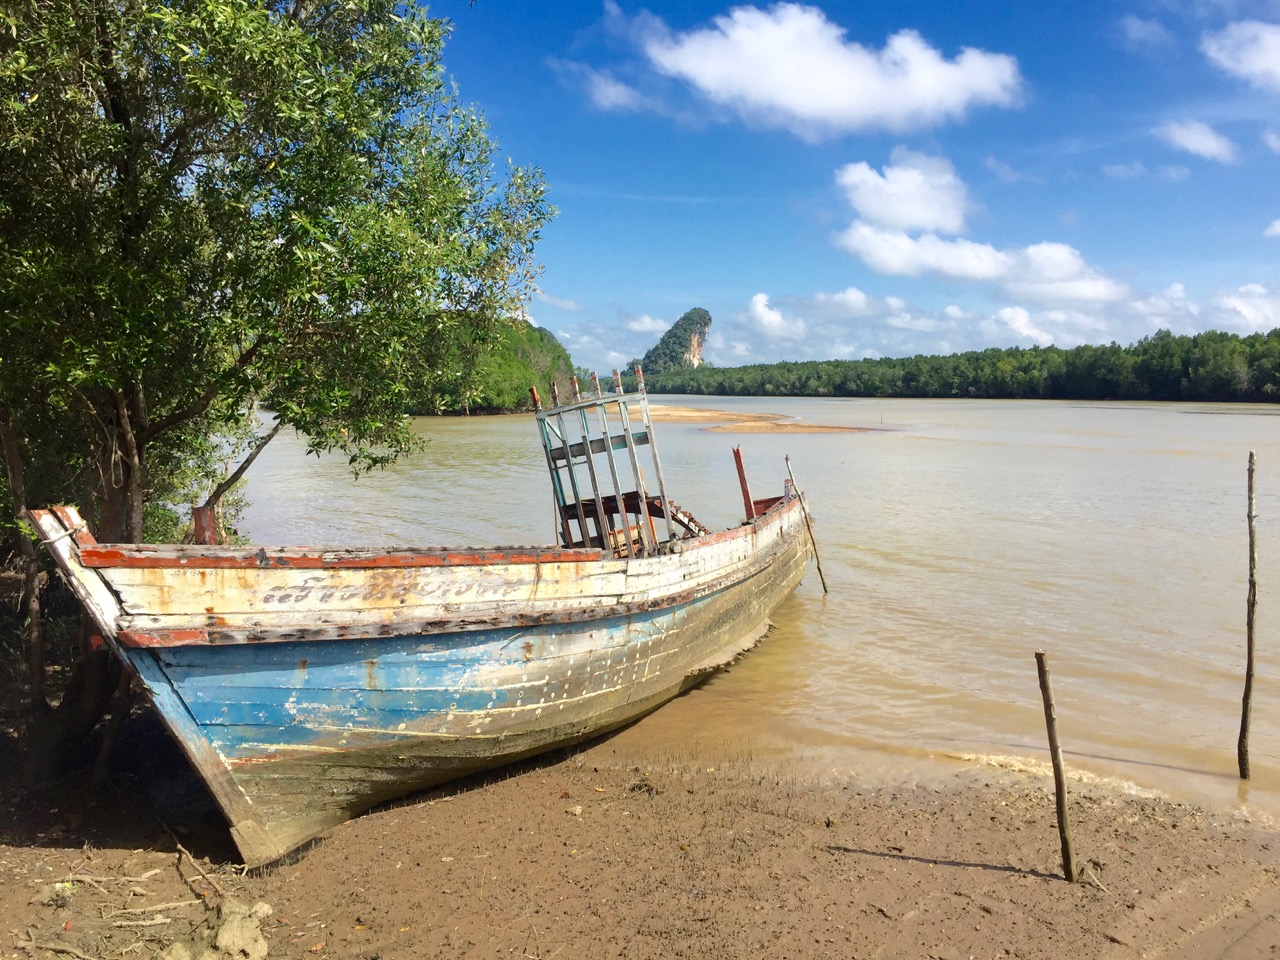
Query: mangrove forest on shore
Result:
<box><xmin>636</xmin><ymin>328</ymin><xmax>1280</xmax><ymax>403</ymax></box>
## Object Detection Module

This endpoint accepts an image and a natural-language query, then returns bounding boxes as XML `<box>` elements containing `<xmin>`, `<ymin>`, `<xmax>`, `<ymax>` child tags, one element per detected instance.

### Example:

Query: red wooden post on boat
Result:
<box><xmin>733</xmin><ymin>446</ymin><xmax>755</xmax><ymax>521</ymax></box>
<box><xmin>191</xmin><ymin>505</ymin><xmax>219</xmax><ymax>545</ymax></box>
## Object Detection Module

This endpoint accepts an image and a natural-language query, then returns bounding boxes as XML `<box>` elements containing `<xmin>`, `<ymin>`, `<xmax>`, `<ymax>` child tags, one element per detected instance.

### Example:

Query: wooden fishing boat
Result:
<box><xmin>31</xmin><ymin>373</ymin><xmax>815</xmax><ymax>866</ymax></box>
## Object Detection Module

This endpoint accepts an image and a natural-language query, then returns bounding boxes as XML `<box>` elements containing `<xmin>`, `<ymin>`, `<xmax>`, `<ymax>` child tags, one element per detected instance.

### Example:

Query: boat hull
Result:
<box><xmin>33</xmin><ymin>498</ymin><xmax>812</xmax><ymax>865</ymax></box>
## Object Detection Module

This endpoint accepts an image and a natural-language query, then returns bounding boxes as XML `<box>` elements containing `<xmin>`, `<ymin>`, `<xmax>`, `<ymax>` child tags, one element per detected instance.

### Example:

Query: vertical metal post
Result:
<box><xmin>531</xmin><ymin>387</ymin><xmax>573</xmax><ymax>548</ymax></box>
<box><xmin>570</xmin><ymin>380</ymin><xmax>613</xmax><ymax>550</ymax></box>
<box><xmin>612</xmin><ymin>370</ymin><xmax>657</xmax><ymax>553</ymax></box>
<box><xmin>549</xmin><ymin>386</ymin><xmax>593</xmax><ymax>548</ymax></box>
<box><xmin>590</xmin><ymin>373</ymin><xmax>634</xmax><ymax>558</ymax></box>
<box><xmin>632</xmin><ymin>367</ymin><xmax>677</xmax><ymax>544</ymax></box>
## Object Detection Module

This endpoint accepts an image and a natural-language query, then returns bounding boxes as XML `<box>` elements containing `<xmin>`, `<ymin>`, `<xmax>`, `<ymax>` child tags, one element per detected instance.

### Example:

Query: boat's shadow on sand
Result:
<box><xmin>1</xmin><ymin>704</ymin><xmax>652</xmax><ymax>869</ymax></box>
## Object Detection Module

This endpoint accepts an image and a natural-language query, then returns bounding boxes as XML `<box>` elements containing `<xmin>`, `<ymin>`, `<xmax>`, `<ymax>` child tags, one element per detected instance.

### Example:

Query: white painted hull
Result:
<box><xmin>32</xmin><ymin>496</ymin><xmax>813</xmax><ymax>865</ymax></box>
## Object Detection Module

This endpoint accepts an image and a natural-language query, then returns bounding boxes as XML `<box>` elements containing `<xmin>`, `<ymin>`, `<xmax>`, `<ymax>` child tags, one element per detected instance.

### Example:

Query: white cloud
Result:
<box><xmin>836</xmin><ymin>222</ymin><xmax>1014</xmax><ymax>279</ymax></box>
<box><xmin>742</xmin><ymin>292</ymin><xmax>806</xmax><ymax>339</ymax></box>
<box><xmin>1202</xmin><ymin>21</ymin><xmax>1280</xmax><ymax>94</ymax></box>
<box><xmin>626</xmin><ymin>314</ymin><xmax>671</xmax><ymax>334</ymax></box>
<box><xmin>536</xmin><ymin>292</ymin><xmax>587</xmax><ymax>312</ymax></box>
<box><xmin>1119</xmin><ymin>15</ymin><xmax>1177</xmax><ymax>52</ymax></box>
<box><xmin>835</xmin><ymin>227</ymin><xmax>1127</xmax><ymax>303</ymax></box>
<box><xmin>1266</xmin><ymin>219</ymin><xmax>1280</xmax><ymax>237</ymax></box>
<box><xmin>1154</xmin><ymin>120</ymin><xmax>1238</xmax><ymax>162</ymax></box>
<box><xmin>984</xmin><ymin>156</ymin><xmax>1041</xmax><ymax>184</ymax></box>
<box><xmin>1264</xmin><ymin>129</ymin><xmax>1280</xmax><ymax>153</ymax></box>
<box><xmin>1102</xmin><ymin>161</ymin><xmax>1191</xmax><ymax>181</ymax></box>
<box><xmin>836</xmin><ymin>149</ymin><xmax>971</xmax><ymax>233</ymax></box>
<box><xmin>1103</xmin><ymin>161</ymin><xmax>1148</xmax><ymax>179</ymax></box>
<box><xmin>549</xmin><ymin>59</ymin><xmax>651</xmax><ymax>111</ymax></box>
<box><xmin>1206</xmin><ymin>284</ymin><xmax>1280</xmax><ymax>331</ymax></box>
<box><xmin>681</xmin><ymin>275</ymin><xmax>1278</xmax><ymax>370</ymax></box>
<box><xmin>637</xmin><ymin>4</ymin><xmax>1022</xmax><ymax>138</ymax></box>
<box><xmin>1004</xmin><ymin>243</ymin><xmax>1130</xmax><ymax>303</ymax></box>
<box><xmin>832</xmin><ymin>151</ymin><xmax>1127</xmax><ymax>304</ymax></box>
<box><xmin>981</xmin><ymin>306</ymin><xmax>1109</xmax><ymax>350</ymax></box>
<box><xmin>1130</xmin><ymin>283</ymin><xmax>1192</xmax><ymax>318</ymax></box>
<box><xmin>812</xmin><ymin>286</ymin><xmax>873</xmax><ymax>316</ymax></box>
<box><xmin>885</xmin><ymin>312</ymin><xmax>943</xmax><ymax>332</ymax></box>
<box><xmin>996</xmin><ymin>306</ymin><xmax>1054</xmax><ymax>346</ymax></box>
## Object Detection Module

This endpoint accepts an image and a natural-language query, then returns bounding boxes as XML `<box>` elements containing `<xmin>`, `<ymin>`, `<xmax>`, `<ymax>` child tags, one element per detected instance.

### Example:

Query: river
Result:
<box><xmin>241</xmin><ymin>396</ymin><xmax>1280</xmax><ymax>820</ymax></box>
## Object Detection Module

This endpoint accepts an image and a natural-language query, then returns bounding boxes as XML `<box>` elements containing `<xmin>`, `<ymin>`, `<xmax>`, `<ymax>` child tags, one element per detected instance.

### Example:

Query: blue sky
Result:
<box><xmin>440</xmin><ymin>1</ymin><xmax>1280</xmax><ymax>374</ymax></box>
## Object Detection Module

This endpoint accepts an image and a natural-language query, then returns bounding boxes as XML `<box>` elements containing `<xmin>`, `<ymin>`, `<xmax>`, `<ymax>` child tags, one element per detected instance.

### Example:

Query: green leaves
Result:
<box><xmin>2</xmin><ymin>0</ymin><xmax>552</xmax><ymax>539</ymax></box>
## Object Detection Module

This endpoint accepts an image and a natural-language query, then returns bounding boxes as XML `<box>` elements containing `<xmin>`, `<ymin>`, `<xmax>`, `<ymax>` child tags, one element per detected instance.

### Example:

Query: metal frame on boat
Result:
<box><xmin>31</xmin><ymin>372</ymin><xmax>814</xmax><ymax>865</ymax></box>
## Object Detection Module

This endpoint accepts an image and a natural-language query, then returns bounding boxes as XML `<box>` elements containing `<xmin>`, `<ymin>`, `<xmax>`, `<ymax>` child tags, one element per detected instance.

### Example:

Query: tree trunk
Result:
<box><xmin>80</xmin><ymin>452</ymin><xmax>99</xmax><ymax>538</ymax></box>
<box><xmin>0</xmin><ymin>407</ymin><xmax>49</xmax><ymax>719</ymax></box>
<box><xmin>114</xmin><ymin>389</ymin><xmax>145</xmax><ymax>543</ymax></box>
<box><xmin>96</xmin><ymin>435</ymin><xmax>128</xmax><ymax>543</ymax></box>
<box><xmin>15</xmin><ymin>399</ymin><xmax>129</xmax><ymax>783</ymax></box>
<box><xmin>20</xmin><ymin>648</ymin><xmax>122</xmax><ymax>786</ymax></box>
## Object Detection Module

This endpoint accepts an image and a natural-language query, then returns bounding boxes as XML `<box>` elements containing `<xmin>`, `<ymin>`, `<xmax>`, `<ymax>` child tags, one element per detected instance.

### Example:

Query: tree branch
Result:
<box><xmin>161</xmin><ymin>111</ymin><xmax>217</xmax><ymax>178</ymax></box>
<box><xmin>200</xmin><ymin>419</ymin><xmax>282</xmax><ymax>511</ymax></box>
<box><xmin>140</xmin><ymin>337</ymin><xmax>265</xmax><ymax>443</ymax></box>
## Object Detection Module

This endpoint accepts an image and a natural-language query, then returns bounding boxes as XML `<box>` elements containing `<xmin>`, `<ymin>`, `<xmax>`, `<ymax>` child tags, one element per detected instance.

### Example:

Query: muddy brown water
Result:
<box><xmin>240</xmin><ymin>397</ymin><xmax>1280</xmax><ymax>821</ymax></box>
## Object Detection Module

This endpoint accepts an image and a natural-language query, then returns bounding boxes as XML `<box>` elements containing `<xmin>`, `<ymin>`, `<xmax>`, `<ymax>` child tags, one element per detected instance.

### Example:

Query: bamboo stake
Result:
<box><xmin>1035</xmin><ymin>650</ymin><xmax>1077</xmax><ymax>882</ymax></box>
<box><xmin>1239</xmin><ymin>450</ymin><xmax>1258</xmax><ymax>780</ymax></box>
<box><xmin>785</xmin><ymin>456</ymin><xmax>828</xmax><ymax>594</ymax></box>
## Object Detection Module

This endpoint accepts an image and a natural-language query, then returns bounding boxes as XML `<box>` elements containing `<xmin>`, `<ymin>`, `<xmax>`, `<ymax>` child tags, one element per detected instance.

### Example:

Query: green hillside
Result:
<box><xmin>410</xmin><ymin>322</ymin><xmax>575</xmax><ymax>414</ymax></box>
<box><xmin>633</xmin><ymin>307</ymin><xmax>712</xmax><ymax>374</ymax></box>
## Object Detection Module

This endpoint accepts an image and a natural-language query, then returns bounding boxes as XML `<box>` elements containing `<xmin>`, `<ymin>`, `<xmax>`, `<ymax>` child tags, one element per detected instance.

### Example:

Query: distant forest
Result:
<box><xmin>639</xmin><ymin>329</ymin><xmax>1280</xmax><ymax>402</ymax></box>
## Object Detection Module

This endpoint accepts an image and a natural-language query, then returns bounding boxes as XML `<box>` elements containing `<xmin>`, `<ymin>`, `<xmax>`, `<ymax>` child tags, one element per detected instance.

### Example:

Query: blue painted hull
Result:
<box><xmin>117</xmin><ymin>521</ymin><xmax>811</xmax><ymax>863</ymax></box>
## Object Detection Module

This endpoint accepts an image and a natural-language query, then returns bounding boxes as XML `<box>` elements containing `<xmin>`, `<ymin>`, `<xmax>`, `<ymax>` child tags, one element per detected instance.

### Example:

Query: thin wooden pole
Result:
<box><xmin>785</xmin><ymin>456</ymin><xmax>828</xmax><ymax>594</ymax></box>
<box><xmin>1239</xmin><ymin>450</ymin><xmax>1258</xmax><ymax>780</ymax></box>
<box><xmin>1035</xmin><ymin>650</ymin><xmax>1077</xmax><ymax>882</ymax></box>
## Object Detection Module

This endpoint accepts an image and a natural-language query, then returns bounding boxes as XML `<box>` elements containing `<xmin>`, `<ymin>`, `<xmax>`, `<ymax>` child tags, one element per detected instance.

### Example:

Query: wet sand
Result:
<box><xmin>645</xmin><ymin>402</ymin><xmax>873</xmax><ymax>433</ymax></box>
<box><xmin>3</xmin><ymin>732</ymin><xmax>1278</xmax><ymax>960</ymax></box>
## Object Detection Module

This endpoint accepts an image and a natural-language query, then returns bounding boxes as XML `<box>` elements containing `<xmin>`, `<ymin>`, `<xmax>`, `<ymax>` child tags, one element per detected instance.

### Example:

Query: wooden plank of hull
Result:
<box><xmin>95</xmin><ymin>500</ymin><xmax>806</xmax><ymax>646</ymax></box>
<box><xmin>79</xmin><ymin>543</ymin><xmax>602</xmax><ymax>568</ymax></box>
<box><xmin>102</xmin><ymin>558</ymin><xmax>630</xmax><ymax>619</ymax></box>
<box><xmin>31</xmin><ymin>498</ymin><xmax>813</xmax><ymax>866</ymax></box>
<box><xmin>136</xmin><ymin>530</ymin><xmax>811</xmax><ymax>863</ymax></box>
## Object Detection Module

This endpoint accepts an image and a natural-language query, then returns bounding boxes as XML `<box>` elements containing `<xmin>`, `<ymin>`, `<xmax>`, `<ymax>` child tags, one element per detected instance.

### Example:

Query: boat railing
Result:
<box><xmin>531</xmin><ymin>367</ymin><xmax>705</xmax><ymax>557</ymax></box>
